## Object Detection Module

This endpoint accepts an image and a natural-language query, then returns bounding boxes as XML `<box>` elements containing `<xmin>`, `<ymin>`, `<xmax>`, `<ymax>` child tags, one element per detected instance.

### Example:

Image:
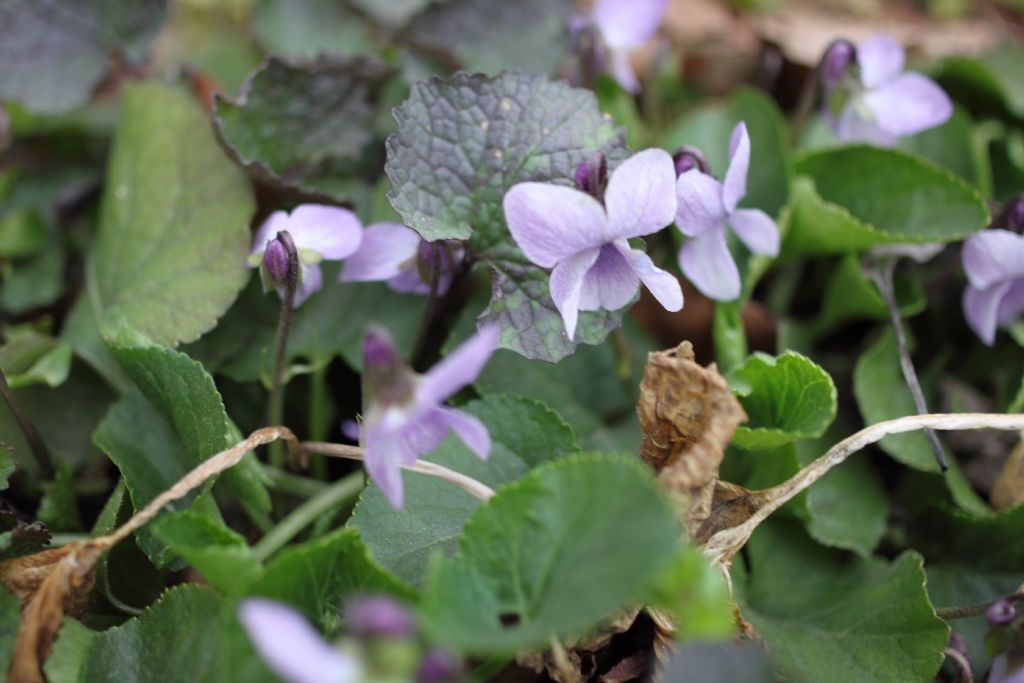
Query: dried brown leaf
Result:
<box><xmin>636</xmin><ymin>341</ymin><xmax>747</xmax><ymax>536</ymax></box>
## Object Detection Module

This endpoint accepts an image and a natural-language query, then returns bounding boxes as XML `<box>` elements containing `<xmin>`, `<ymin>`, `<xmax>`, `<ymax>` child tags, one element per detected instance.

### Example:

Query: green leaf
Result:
<box><xmin>897</xmin><ymin>107</ymin><xmax>991</xmax><ymax>195</ymax></box>
<box><xmin>421</xmin><ymin>454</ymin><xmax>680</xmax><ymax>654</ymax></box>
<box><xmin>45</xmin><ymin>619</ymin><xmax>95</xmax><ymax>683</ymax></box>
<box><xmin>0</xmin><ymin>361</ymin><xmax>115</xmax><ymax>475</ymax></box>
<box><xmin>911</xmin><ymin>505</ymin><xmax>1024</xmax><ymax>670</ymax></box>
<box><xmin>0</xmin><ymin>586</ymin><xmax>18</xmax><ymax>673</ymax></box>
<box><xmin>348</xmin><ymin>0</ymin><xmax>431</xmax><ymax>26</ymax></box>
<box><xmin>385</xmin><ymin>72</ymin><xmax>628</xmax><ymax>362</ymax></box>
<box><xmin>660</xmin><ymin>87</ymin><xmax>791</xmax><ymax>217</ymax></box>
<box><xmin>111</xmin><ymin>335</ymin><xmax>270</xmax><ymax>513</ymax></box>
<box><xmin>248</xmin><ymin>528</ymin><xmax>414</xmax><ymax>632</ymax></box>
<box><xmin>739</xmin><ymin>520</ymin><xmax>949</xmax><ymax>683</ymax></box>
<box><xmin>406</xmin><ymin>0</ymin><xmax>572</xmax><ymax>75</ymax></box>
<box><xmin>728</xmin><ymin>351</ymin><xmax>837</xmax><ymax>450</ymax></box>
<box><xmin>80</xmin><ymin>585</ymin><xmax>223</xmax><ymax>683</ymax></box>
<box><xmin>792</xmin><ymin>146</ymin><xmax>989</xmax><ymax>245</ymax></box>
<box><xmin>151</xmin><ymin>510</ymin><xmax>264</xmax><ymax>595</ymax></box>
<box><xmin>779</xmin><ymin>177</ymin><xmax>901</xmax><ymax>256</ymax></box>
<box><xmin>0</xmin><ymin>0</ymin><xmax>166</xmax><ymax>114</ymax></box>
<box><xmin>812</xmin><ymin>254</ymin><xmax>925</xmax><ymax>336</ymax></box>
<box><xmin>0</xmin><ymin>328</ymin><xmax>72</xmax><ymax>388</ymax></box>
<box><xmin>939</xmin><ymin>48</ymin><xmax>1024</xmax><ymax>118</ymax></box>
<box><xmin>349</xmin><ymin>395</ymin><xmax>578</xmax><ymax>587</ymax></box>
<box><xmin>214</xmin><ymin>56</ymin><xmax>391</xmax><ymax>198</ymax></box>
<box><xmin>251</xmin><ymin>0</ymin><xmax>373</xmax><ymax>60</ymax></box>
<box><xmin>646</xmin><ymin>545</ymin><xmax>734</xmax><ymax>642</ymax></box>
<box><xmin>0</xmin><ymin>447</ymin><xmax>13</xmax><ymax>491</ymax></box>
<box><xmin>90</xmin><ymin>83</ymin><xmax>254</xmax><ymax>347</ymax></box>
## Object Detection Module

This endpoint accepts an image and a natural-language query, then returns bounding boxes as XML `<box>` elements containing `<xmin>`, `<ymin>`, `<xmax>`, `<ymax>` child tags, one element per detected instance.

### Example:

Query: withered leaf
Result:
<box><xmin>992</xmin><ymin>439</ymin><xmax>1024</xmax><ymax>511</ymax></box>
<box><xmin>636</xmin><ymin>341</ymin><xmax>748</xmax><ymax>537</ymax></box>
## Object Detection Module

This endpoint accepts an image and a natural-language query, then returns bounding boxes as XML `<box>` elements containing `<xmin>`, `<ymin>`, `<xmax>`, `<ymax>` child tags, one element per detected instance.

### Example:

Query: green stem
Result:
<box><xmin>0</xmin><ymin>366</ymin><xmax>52</xmax><ymax>479</ymax></box>
<box><xmin>261</xmin><ymin>464</ymin><xmax>329</xmax><ymax>498</ymax></box>
<box><xmin>713</xmin><ymin>301</ymin><xmax>748</xmax><ymax>373</ymax></box>
<box><xmin>267</xmin><ymin>231</ymin><xmax>300</xmax><ymax>470</ymax></box>
<box><xmin>252</xmin><ymin>472</ymin><xmax>363</xmax><ymax>561</ymax></box>
<box><xmin>309</xmin><ymin>365</ymin><xmax>329</xmax><ymax>480</ymax></box>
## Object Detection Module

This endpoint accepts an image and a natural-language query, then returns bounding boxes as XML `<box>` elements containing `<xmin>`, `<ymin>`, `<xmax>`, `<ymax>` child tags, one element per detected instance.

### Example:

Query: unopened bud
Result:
<box><xmin>821</xmin><ymin>39</ymin><xmax>856</xmax><ymax>90</ymax></box>
<box><xmin>988</xmin><ymin>599</ymin><xmax>1017</xmax><ymax>627</ymax></box>
<box><xmin>417</xmin><ymin>648</ymin><xmax>463</xmax><ymax>683</ymax></box>
<box><xmin>263</xmin><ymin>238</ymin><xmax>289</xmax><ymax>286</ymax></box>
<box><xmin>573</xmin><ymin>154</ymin><xmax>608</xmax><ymax>201</ymax></box>
<box><xmin>345</xmin><ymin>595</ymin><xmax>415</xmax><ymax>639</ymax></box>
<box><xmin>994</xmin><ymin>194</ymin><xmax>1024</xmax><ymax>233</ymax></box>
<box><xmin>672</xmin><ymin>145</ymin><xmax>710</xmax><ymax>176</ymax></box>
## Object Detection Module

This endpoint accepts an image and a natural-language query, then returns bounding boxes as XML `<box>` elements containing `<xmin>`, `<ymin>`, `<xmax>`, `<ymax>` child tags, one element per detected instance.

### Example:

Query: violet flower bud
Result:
<box><xmin>573</xmin><ymin>154</ymin><xmax>608</xmax><ymax>202</ymax></box>
<box><xmin>417</xmin><ymin>648</ymin><xmax>463</xmax><ymax>683</ymax></box>
<box><xmin>988</xmin><ymin>599</ymin><xmax>1017</xmax><ymax>627</ymax></box>
<box><xmin>821</xmin><ymin>38</ymin><xmax>855</xmax><ymax>90</ymax></box>
<box><xmin>994</xmin><ymin>194</ymin><xmax>1024</xmax><ymax>233</ymax></box>
<box><xmin>262</xmin><ymin>237</ymin><xmax>290</xmax><ymax>286</ymax></box>
<box><xmin>671</xmin><ymin>145</ymin><xmax>710</xmax><ymax>177</ymax></box>
<box><xmin>345</xmin><ymin>595</ymin><xmax>415</xmax><ymax>639</ymax></box>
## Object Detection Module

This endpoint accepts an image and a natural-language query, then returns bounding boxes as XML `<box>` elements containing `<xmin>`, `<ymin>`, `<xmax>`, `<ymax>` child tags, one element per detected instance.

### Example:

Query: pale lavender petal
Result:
<box><xmin>997</xmin><ymin>280</ymin><xmax>1024</xmax><ymax>326</ymax></box>
<box><xmin>593</xmin><ymin>0</ymin><xmax>666</xmax><ymax>49</ymax></box>
<box><xmin>620</xmin><ymin>245</ymin><xmax>683</xmax><ymax>312</ymax></box>
<box><xmin>238</xmin><ymin>599</ymin><xmax>361</xmax><ymax>683</ymax></box>
<box><xmin>858</xmin><ymin>34</ymin><xmax>905</xmax><ymax>89</ymax></box>
<box><xmin>678</xmin><ymin>225</ymin><xmax>740</xmax><ymax>301</ymax></box>
<box><xmin>292</xmin><ymin>263</ymin><xmax>323</xmax><ymax>308</ymax></box>
<box><xmin>440</xmin><ymin>408</ymin><xmax>491</xmax><ymax>460</ymax></box>
<box><xmin>387</xmin><ymin>270</ymin><xmax>431</xmax><ymax>295</ymax></box>
<box><xmin>834</xmin><ymin>101</ymin><xmax>898</xmax><ymax>146</ymax></box>
<box><xmin>250</xmin><ymin>211</ymin><xmax>290</xmax><ymax>259</ymax></box>
<box><xmin>728</xmin><ymin>208</ymin><xmax>779</xmax><ymax>256</ymax></box>
<box><xmin>394</xmin><ymin>409</ymin><xmax>450</xmax><ymax>463</ymax></box>
<box><xmin>551</xmin><ymin>248</ymin><xmax>602</xmax><ymax>340</ymax></box>
<box><xmin>722</xmin><ymin>122</ymin><xmax>750</xmax><ymax>213</ymax></box>
<box><xmin>675</xmin><ymin>171</ymin><xmax>727</xmax><ymax>237</ymax></box>
<box><xmin>504</xmin><ymin>183</ymin><xmax>612</xmax><ymax>267</ymax></box>
<box><xmin>864</xmin><ymin>73</ymin><xmax>953</xmax><ymax>138</ymax></box>
<box><xmin>963</xmin><ymin>281</ymin><xmax>1011</xmax><ymax>346</ymax></box>
<box><xmin>578</xmin><ymin>243</ymin><xmax>639</xmax><ymax>312</ymax></box>
<box><xmin>962</xmin><ymin>229</ymin><xmax>1024</xmax><ymax>289</ymax></box>
<box><xmin>604</xmin><ymin>148</ymin><xmax>677</xmax><ymax>239</ymax></box>
<box><xmin>989</xmin><ymin>654</ymin><xmax>1024</xmax><ymax>683</ymax></box>
<box><xmin>340</xmin><ymin>223</ymin><xmax>420</xmax><ymax>283</ymax></box>
<box><xmin>363</xmin><ymin>425</ymin><xmax>413</xmax><ymax>508</ymax></box>
<box><xmin>609</xmin><ymin>50</ymin><xmax>640</xmax><ymax>94</ymax></box>
<box><xmin>288</xmin><ymin>204</ymin><xmax>364</xmax><ymax>261</ymax></box>
<box><xmin>418</xmin><ymin>325</ymin><xmax>500</xmax><ymax>407</ymax></box>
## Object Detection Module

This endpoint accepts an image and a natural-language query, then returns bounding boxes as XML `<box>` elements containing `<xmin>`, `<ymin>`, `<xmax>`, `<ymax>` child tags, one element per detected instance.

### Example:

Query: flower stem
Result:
<box><xmin>411</xmin><ymin>242</ymin><xmax>445</xmax><ymax>372</ymax></box>
<box><xmin>301</xmin><ymin>441</ymin><xmax>496</xmax><ymax>501</ymax></box>
<box><xmin>0</xmin><ymin>366</ymin><xmax>52</xmax><ymax>480</ymax></box>
<box><xmin>867</xmin><ymin>258</ymin><xmax>948</xmax><ymax>471</ymax></box>
<box><xmin>260</xmin><ymin>464</ymin><xmax>328</xmax><ymax>498</ymax></box>
<box><xmin>252</xmin><ymin>471</ymin><xmax>364</xmax><ymax>561</ymax></box>
<box><xmin>267</xmin><ymin>230</ymin><xmax>300</xmax><ymax>470</ymax></box>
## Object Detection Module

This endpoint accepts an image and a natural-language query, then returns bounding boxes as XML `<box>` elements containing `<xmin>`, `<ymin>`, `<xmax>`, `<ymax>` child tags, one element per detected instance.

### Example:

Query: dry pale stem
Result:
<box><xmin>300</xmin><ymin>441</ymin><xmax>496</xmax><ymax>501</ymax></box>
<box><xmin>701</xmin><ymin>413</ymin><xmax>1024</xmax><ymax>570</ymax></box>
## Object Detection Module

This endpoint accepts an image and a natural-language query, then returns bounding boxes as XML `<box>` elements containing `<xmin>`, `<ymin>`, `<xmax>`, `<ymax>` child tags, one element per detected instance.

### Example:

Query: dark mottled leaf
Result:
<box><xmin>0</xmin><ymin>0</ymin><xmax>166</xmax><ymax>114</ymax></box>
<box><xmin>386</xmin><ymin>72</ymin><xmax>629</xmax><ymax>361</ymax></box>
<box><xmin>214</xmin><ymin>56</ymin><xmax>392</xmax><ymax>196</ymax></box>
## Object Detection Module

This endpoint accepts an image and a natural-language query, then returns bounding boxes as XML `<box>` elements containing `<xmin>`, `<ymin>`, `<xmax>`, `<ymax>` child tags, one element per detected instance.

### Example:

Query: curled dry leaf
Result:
<box><xmin>516</xmin><ymin>609</ymin><xmax>641</xmax><ymax>683</ymax></box>
<box><xmin>636</xmin><ymin>341</ymin><xmax>748</xmax><ymax>537</ymax></box>
<box><xmin>0</xmin><ymin>426</ymin><xmax>298</xmax><ymax>683</ymax></box>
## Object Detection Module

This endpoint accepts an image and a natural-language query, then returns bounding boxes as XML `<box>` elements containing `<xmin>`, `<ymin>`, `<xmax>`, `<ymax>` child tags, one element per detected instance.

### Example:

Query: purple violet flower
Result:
<box><xmin>588</xmin><ymin>0</ymin><xmax>667</xmax><ymax>92</ymax></box>
<box><xmin>344</xmin><ymin>594</ymin><xmax>415</xmax><ymax>638</ymax></box>
<box><xmin>675</xmin><ymin>122</ymin><xmax>779</xmax><ymax>301</ymax></box>
<box><xmin>249</xmin><ymin>204</ymin><xmax>363</xmax><ymax>307</ymax></box>
<box><xmin>238</xmin><ymin>599</ymin><xmax>362</xmax><ymax>683</ymax></box>
<box><xmin>988</xmin><ymin>599</ymin><xmax>1018</xmax><ymax>627</ymax></box>
<box><xmin>962</xmin><ymin>229</ymin><xmax>1024</xmax><ymax>345</ymax></box>
<box><xmin>340</xmin><ymin>223</ymin><xmax>459</xmax><ymax>295</ymax></box>
<box><xmin>990</xmin><ymin>654</ymin><xmax>1024</xmax><ymax>683</ymax></box>
<box><xmin>361</xmin><ymin>325</ymin><xmax>498</xmax><ymax>508</ymax></box>
<box><xmin>825</xmin><ymin>34</ymin><xmax>953</xmax><ymax>146</ymax></box>
<box><xmin>418</xmin><ymin>648</ymin><xmax>463</xmax><ymax>683</ymax></box>
<box><xmin>503</xmin><ymin>148</ymin><xmax>683</xmax><ymax>341</ymax></box>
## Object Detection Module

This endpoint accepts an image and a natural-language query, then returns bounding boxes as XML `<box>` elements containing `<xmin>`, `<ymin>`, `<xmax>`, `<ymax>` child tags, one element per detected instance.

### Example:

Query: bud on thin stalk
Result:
<box><xmin>266</xmin><ymin>230</ymin><xmax>300</xmax><ymax>469</ymax></box>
